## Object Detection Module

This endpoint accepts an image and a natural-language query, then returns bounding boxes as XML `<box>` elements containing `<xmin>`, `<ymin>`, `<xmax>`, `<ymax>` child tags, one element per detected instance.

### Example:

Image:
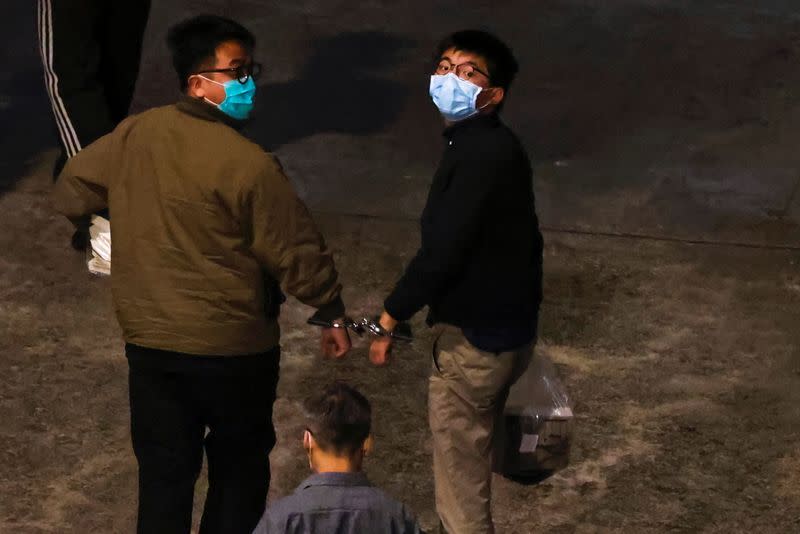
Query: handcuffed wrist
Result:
<box><xmin>311</xmin><ymin>296</ymin><xmax>346</xmax><ymax>323</ymax></box>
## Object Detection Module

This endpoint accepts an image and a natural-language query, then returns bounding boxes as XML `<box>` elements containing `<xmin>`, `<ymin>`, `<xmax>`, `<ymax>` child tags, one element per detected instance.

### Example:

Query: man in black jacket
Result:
<box><xmin>369</xmin><ymin>30</ymin><xmax>543</xmax><ymax>534</ymax></box>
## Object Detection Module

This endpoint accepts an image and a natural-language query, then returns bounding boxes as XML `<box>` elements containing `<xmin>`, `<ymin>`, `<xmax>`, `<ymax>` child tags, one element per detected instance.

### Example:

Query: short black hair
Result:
<box><xmin>434</xmin><ymin>30</ymin><xmax>519</xmax><ymax>91</ymax></box>
<box><xmin>304</xmin><ymin>382</ymin><xmax>371</xmax><ymax>457</ymax></box>
<box><xmin>166</xmin><ymin>15</ymin><xmax>255</xmax><ymax>90</ymax></box>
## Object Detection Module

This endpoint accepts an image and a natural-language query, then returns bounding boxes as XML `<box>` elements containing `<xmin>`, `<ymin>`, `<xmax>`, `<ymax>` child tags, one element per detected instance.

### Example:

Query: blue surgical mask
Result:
<box><xmin>429</xmin><ymin>73</ymin><xmax>484</xmax><ymax>122</ymax></box>
<box><xmin>199</xmin><ymin>75</ymin><xmax>256</xmax><ymax>120</ymax></box>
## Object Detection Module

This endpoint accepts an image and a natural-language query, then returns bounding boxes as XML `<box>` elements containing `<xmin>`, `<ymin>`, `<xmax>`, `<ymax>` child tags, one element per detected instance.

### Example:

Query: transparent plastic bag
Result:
<box><xmin>494</xmin><ymin>351</ymin><xmax>574</xmax><ymax>479</ymax></box>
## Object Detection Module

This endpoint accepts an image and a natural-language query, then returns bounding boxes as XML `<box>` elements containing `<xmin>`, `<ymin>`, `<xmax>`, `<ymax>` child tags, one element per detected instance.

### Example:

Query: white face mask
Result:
<box><xmin>429</xmin><ymin>73</ymin><xmax>487</xmax><ymax>121</ymax></box>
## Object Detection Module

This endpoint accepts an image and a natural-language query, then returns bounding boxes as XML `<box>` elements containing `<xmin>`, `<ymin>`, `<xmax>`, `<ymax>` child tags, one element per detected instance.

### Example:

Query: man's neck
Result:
<box><xmin>312</xmin><ymin>453</ymin><xmax>363</xmax><ymax>474</ymax></box>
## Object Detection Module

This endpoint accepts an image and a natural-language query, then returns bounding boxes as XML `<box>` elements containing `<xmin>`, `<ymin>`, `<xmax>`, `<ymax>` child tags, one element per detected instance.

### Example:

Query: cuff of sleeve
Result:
<box><xmin>383</xmin><ymin>292</ymin><xmax>413</xmax><ymax>323</ymax></box>
<box><xmin>311</xmin><ymin>296</ymin><xmax>346</xmax><ymax>323</ymax></box>
<box><xmin>68</xmin><ymin>215</ymin><xmax>92</xmax><ymax>230</ymax></box>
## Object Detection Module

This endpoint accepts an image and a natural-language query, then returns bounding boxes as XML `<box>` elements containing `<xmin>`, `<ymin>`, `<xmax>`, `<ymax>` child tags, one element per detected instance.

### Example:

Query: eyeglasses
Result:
<box><xmin>195</xmin><ymin>62</ymin><xmax>262</xmax><ymax>84</ymax></box>
<box><xmin>434</xmin><ymin>59</ymin><xmax>490</xmax><ymax>82</ymax></box>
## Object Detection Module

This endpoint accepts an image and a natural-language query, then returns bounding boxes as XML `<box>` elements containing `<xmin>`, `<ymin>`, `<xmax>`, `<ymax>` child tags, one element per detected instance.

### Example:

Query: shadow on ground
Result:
<box><xmin>246</xmin><ymin>31</ymin><xmax>414</xmax><ymax>151</ymax></box>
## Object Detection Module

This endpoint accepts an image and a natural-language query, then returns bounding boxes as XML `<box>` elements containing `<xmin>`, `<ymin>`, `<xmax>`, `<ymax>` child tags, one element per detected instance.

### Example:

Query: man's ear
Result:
<box><xmin>482</xmin><ymin>87</ymin><xmax>504</xmax><ymax>107</ymax></box>
<box><xmin>489</xmin><ymin>87</ymin><xmax>505</xmax><ymax>106</ymax></box>
<box><xmin>303</xmin><ymin>430</ymin><xmax>314</xmax><ymax>452</ymax></box>
<box><xmin>477</xmin><ymin>86</ymin><xmax>505</xmax><ymax>110</ymax></box>
<box><xmin>362</xmin><ymin>434</ymin><xmax>374</xmax><ymax>457</ymax></box>
<box><xmin>187</xmin><ymin>75</ymin><xmax>205</xmax><ymax>99</ymax></box>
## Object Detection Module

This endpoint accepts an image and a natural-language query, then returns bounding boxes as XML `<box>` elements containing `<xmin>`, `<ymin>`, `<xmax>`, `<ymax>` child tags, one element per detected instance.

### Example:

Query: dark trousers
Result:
<box><xmin>126</xmin><ymin>344</ymin><xmax>280</xmax><ymax>534</ymax></box>
<box><xmin>37</xmin><ymin>0</ymin><xmax>150</xmax><ymax>177</ymax></box>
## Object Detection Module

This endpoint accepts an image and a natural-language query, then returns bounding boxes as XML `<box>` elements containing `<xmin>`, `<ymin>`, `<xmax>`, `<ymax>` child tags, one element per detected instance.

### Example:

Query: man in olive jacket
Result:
<box><xmin>52</xmin><ymin>15</ymin><xmax>350</xmax><ymax>534</ymax></box>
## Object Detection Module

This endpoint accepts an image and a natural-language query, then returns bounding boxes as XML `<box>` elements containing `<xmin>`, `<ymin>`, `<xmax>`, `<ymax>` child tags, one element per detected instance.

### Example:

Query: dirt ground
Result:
<box><xmin>1</xmin><ymin>155</ymin><xmax>799</xmax><ymax>533</ymax></box>
<box><xmin>3</xmin><ymin>0</ymin><xmax>800</xmax><ymax>532</ymax></box>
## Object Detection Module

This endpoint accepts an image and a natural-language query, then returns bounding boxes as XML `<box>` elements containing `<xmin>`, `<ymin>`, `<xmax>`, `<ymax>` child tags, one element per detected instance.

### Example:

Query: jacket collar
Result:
<box><xmin>176</xmin><ymin>94</ymin><xmax>247</xmax><ymax>130</ymax></box>
<box><xmin>298</xmin><ymin>472</ymin><xmax>372</xmax><ymax>491</ymax></box>
<box><xmin>443</xmin><ymin>112</ymin><xmax>500</xmax><ymax>139</ymax></box>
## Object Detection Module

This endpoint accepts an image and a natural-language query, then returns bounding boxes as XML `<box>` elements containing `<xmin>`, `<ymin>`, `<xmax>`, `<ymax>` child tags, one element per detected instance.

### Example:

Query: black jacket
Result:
<box><xmin>385</xmin><ymin>113</ymin><xmax>543</xmax><ymax>331</ymax></box>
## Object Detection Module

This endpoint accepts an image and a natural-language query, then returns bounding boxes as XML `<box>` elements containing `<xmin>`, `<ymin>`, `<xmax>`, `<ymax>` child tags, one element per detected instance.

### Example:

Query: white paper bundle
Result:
<box><xmin>87</xmin><ymin>215</ymin><xmax>111</xmax><ymax>276</ymax></box>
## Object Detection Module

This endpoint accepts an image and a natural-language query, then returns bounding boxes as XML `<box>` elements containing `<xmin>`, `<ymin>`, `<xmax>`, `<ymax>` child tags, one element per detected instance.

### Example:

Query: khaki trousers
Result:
<box><xmin>429</xmin><ymin>325</ymin><xmax>534</xmax><ymax>534</ymax></box>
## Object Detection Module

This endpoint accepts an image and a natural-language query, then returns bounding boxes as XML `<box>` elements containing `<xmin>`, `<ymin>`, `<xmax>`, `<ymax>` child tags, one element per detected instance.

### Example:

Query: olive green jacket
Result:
<box><xmin>53</xmin><ymin>96</ymin><xmax>344</xmax><ymax>355</ymax></box>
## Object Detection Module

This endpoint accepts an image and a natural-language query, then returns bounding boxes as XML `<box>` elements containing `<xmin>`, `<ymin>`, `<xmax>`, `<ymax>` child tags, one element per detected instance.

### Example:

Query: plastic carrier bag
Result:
<box><xmin>493</xmin><ymin>351</ymin><xmax>574</xmax><ymax>479</ymax></box>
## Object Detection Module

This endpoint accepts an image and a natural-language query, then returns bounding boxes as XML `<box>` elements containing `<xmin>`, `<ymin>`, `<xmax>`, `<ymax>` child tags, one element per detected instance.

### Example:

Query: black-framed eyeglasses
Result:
<box><xmin>434</xmin><ymin>59</ymin><xmax>490</xmax><ymax>82</ymax></box>
<box><xmin>195</xmin><ymin>62</ymin><xmax>262</xmax><ymax>84</ymax></box>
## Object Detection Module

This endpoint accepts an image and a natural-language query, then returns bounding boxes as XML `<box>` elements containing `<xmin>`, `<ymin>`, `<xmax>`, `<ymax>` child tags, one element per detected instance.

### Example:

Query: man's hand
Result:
<box><xmin>321</xmin><ymin>326</ymin><xmax>351</xmax><ymax>359</ymax></box>
<box><xmin>71</xmin><ymin>227</ymin><xmax>90</xmax><ymax>251</ymax></box>
<box><xmin>369</xmin><ymin>336</ymin><xmax>393</xmax><ymax>366</ymax></box>
<box><xmin>369</xmin><ymin>310</ymin><xmax>398</xmax><ymax>366</ymax></box>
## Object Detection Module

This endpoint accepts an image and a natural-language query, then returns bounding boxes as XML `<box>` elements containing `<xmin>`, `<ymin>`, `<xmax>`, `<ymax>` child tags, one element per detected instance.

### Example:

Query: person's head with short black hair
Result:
<box><xmin>167</xmin><ymin>15</ymin><xmax>261</xmax><ymax>121</ymax></box>
<box><xmin>302</xmin><ymin>382</ymin><xmax>373</xmax><ymax>473</ymax></box>
<box><xmin>167</xmin><ymin>15</ymin><xmax>256</xmax><ymax>91</ymax></box>
<box><xmin>434</xmin><ymin>30</ymin><xmax>518</xmax><ymax>92</ymax></box>
<box><xmin>429</xmin><ymin>30</ymin><xmax>518</xmax><ymax>119</ymax></box>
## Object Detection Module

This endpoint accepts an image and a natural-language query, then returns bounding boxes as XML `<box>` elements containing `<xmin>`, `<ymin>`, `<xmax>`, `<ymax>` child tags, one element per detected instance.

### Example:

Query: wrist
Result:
<box><xmin>332</xmin><ymin>317</ymin><xmax>363</xmax><ymax>334</ymax></box>
<box><xmin>379</xmin><ymin>311</ymin><xmax>398</xmax><ymax>332</ymax></box>
<box><xmin>313</xmin><ymin>296</ymin><xmax>346</xmax><ymax>323</ymax></box>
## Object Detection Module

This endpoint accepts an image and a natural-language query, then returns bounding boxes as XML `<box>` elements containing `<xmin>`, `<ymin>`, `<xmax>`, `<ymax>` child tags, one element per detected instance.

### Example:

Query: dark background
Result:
<box><xmin>3</xmin><ymin>0</ymin><xmax>799</xmax><ymax>245</ymax></box>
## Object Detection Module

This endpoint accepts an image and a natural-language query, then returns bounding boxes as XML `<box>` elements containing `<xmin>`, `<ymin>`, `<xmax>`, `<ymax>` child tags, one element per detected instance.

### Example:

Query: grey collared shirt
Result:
<box><xmin>253</xmin><ymin>472</ymin><xmax>424</xmax><ymax>534</ymax></box>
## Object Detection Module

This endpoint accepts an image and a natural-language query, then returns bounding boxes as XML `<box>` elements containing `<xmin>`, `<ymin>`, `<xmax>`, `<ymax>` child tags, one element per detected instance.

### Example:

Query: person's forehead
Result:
<box><xmin>215</xmin><ymin>40</ymin><xmax>250</xmax><ymax>66</ymax></box>
<box><xmin>441</xmin><ymin>47</ymin><xmax>489</xmax><ymax>71</ymax></box>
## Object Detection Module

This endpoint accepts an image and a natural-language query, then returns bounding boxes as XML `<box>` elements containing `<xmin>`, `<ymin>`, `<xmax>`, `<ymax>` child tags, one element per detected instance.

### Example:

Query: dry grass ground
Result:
<box><xmin>1</xmin><ymin>157</ymin><xmax>798</xmax><ymax>533</ymax></box>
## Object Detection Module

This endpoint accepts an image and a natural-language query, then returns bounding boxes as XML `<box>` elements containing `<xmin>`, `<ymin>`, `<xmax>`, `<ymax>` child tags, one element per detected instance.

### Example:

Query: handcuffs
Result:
<box><xmin>307</xmin><ymin>316</ymin><xmax>413</xmax><ymax>342</ymax></box>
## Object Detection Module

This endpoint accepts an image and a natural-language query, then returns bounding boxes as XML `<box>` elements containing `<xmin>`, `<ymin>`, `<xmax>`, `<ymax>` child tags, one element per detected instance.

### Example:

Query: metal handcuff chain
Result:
<box><xmin>308</xmin><ymin>316</ymin><xmax>413</xmax><ymax>342</ymax></box>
